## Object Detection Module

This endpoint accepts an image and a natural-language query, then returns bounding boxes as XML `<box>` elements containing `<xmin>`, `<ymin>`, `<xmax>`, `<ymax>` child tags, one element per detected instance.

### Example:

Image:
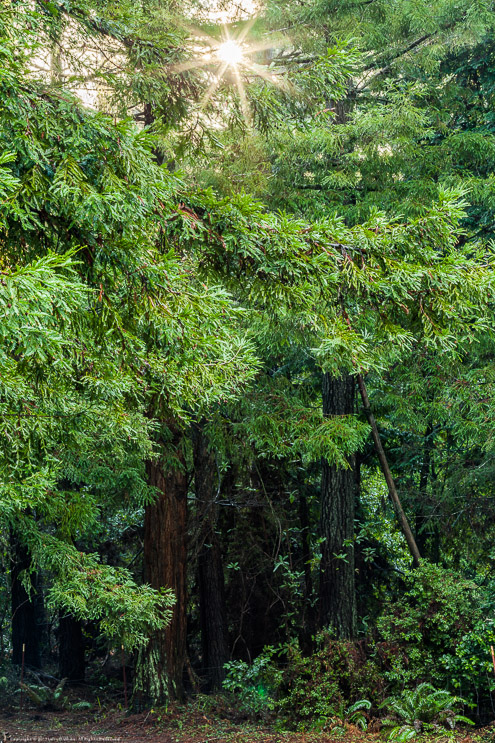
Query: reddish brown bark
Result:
<box><xmin>138</xmin><ymin>436</ymin><xmax>188</xmax><ymax>703</ymax></box>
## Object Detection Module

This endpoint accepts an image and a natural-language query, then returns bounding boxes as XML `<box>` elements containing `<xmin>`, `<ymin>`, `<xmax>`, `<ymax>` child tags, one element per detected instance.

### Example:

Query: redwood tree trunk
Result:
<box><xmin>318</xmin><ymin>373</ymin><xmax>357</xmax><ymax>639</ymax></box>
<box><xmin>135</xmin><ymin>435</ymin><xmax>188</xmax><ymax>705</ymax></box>
<box><xmin>193</xmin><ymin>423</ymin><xmax>229</xmax><ymax>692</ymax></box>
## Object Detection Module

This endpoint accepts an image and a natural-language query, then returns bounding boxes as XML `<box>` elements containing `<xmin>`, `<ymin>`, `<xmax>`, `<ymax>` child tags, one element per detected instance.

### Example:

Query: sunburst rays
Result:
<box><xmin>217</xmin><ymin>39</ymin><xmax>244</xmax><ymax>64</ymax></box>
<box><xmin>168</xmin><ymin>14</ymin><xmax>288</xmax><ymax>128</ymax></box>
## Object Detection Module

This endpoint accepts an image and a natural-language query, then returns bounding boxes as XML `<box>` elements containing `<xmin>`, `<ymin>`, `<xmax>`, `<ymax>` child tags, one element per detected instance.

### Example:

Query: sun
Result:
<box><xmin>216</xmin><ymin>39</ymin><xmax>244</xmax><ymax>66</ymax></box>
<box><xmin>170</xmin><ymin>19</ymin><xmax>287</xmax><ymax>127</ymax></box>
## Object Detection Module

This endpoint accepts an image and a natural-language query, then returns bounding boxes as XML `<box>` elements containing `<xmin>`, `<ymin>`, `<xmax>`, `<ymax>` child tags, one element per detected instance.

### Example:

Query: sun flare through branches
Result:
<box><xmin>217</xmin><ymin>39</ymin><xmax>244</xmax><ymax>66</ymax></box>
<box><xmin>170</xmin><ymin>15</ymin><xmax>286</xmax><ymax>128</ymax></box>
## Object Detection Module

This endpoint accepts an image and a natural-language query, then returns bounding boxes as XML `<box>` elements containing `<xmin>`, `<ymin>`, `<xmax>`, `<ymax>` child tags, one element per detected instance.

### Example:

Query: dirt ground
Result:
<box><xmin>0</xmin><ymin>703</ymin><xmax>490</xmax><ymax>743</ymax></box>
<box><xmin>0</xmin><ymin>679</ymin><xmax>492</xmax><ymax>743</ymax></box>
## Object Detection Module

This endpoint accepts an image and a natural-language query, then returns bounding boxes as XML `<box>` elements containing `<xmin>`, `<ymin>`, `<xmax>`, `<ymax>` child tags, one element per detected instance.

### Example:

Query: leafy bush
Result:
<box><xmin>376</xmin><ymin>561</ymin><xmax>495</xmax><ymax>706</ymax></box>
<box><xmin>222</xmin><ymin>647</ymin><xmax>283</xmax><ymax>718</ymax></box>
<box><xmin>276</xmin><ymin>634</ymin><xmax>383</xmax><ymax>730</ymax></box>
<box><xmin>222</xmin><ymin>639</ymin><xmax>379</xmax><ymax>730</ymax></box>
<box><xmin>380</xmin><ymin>683</ymin><xmax>473</xmax><ymax>740</ymax></box>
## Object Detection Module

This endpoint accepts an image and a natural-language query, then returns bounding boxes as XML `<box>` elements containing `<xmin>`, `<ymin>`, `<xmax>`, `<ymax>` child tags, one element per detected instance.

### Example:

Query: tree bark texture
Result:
<box><xmin>58</xmin><ymin>613</ymin><xmax>85</xmax><ymax>681</ymax></box>
<box><xmin>193</xmin><ymin>423</ymin><xmax>229</xmax><ymax>692</ymax></box>
<box><xmin>10</xmin><ymin>534</ymin><xmax>43</xmax><ymax>669</ymax></box>
<box><xmin>136</xmin><ymin>436</ymin><xmax>188</xmax><ymax>704</ymax></box>
<box><xmin>319</xmin><ymin>373</ymin><xmax>357</xmax><ymax>639</ymax></box>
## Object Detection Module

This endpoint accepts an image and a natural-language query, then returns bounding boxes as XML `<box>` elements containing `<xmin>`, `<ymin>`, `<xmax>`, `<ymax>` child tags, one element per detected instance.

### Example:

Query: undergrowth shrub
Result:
<box><xmin>221</xmin><ymin>562</ymin><xmax>494</xmax><ymax>728</ymax></box>
<box><xmin>375</xmin><ymin>561</ymin><xmax>495</xmax><ymax>714</ymax></box>
<box><xmin>222</xmin><ymin>636</ymin><xmax>382</xmax><ymax>729</ymax></box>
<box><xmin>222</xmin><ymin>647</ymin><xmax>283</xmax><ymax>719</ymax></box>
<box><xmin>277</xmin><ymin>633</ymin><xmax>384</xmax><ymax>730</ymax></box>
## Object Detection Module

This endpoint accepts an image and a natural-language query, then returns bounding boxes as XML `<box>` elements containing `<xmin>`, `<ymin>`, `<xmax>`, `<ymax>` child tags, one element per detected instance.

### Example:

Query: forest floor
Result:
<box><xmin>0</xmin><ymin>701</ymin><xmax>493</xmax><ymax>743</ymax></box>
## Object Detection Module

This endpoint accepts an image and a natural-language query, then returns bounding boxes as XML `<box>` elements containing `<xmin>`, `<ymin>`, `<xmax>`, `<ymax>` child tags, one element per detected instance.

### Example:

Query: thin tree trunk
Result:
<box><xmin>58</xmin><ymin>613</ymin><xmax>85</xmax><ymax>681</ymax></box>
<box><xmin>134</xmin><ymin>433</ymin><xmax>187</xmax><ymax>705</ymax></box>
<box><xmin>356</xmin><ymin>373</ymin><xmax>421</xmax><ymax>566</ymax></box>
<box><xmin>415</xmin><ymin>423</ymin><xmax>433</xmax><ymax>555</ymax></box>
<box><xmin>193</xmin><ymin>423</ymin><xmax>229</xmax><ymax>692</ymax></box>
<box><xmin>10</xmin><ymin>535</ymin><xmax>43</xmax><ymax>669</ymax></box>
<box><xmin>298</xmin><ymin>489</ymin><xmax>316</xmax><ymax>643</ymax></box>
<box><xmin>319</xmin><ymin>372</ymin><xmax>357</xmax><ymax>639</ymax></box>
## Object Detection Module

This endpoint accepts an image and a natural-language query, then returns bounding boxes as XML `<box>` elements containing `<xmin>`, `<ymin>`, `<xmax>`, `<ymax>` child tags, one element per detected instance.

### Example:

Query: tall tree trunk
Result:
<box><xmin>10</xmin><ymin>535</ymin><xmax>43</xmax><ymax>669</ymax></box>
<box><xmin>58</xmin><ymin>613</ymin><xmax>85</xmax><ymax>681</ymax></box>
<box><xmin>134</xmin><ymin>433</ymin><xmax>187</xmax><ymax>705</ymax></box>
<box><xmin>193</xmin><ymin>423</ymin><xmax>229</xmax><ymax>692</ymax></box>
<box><xmin>198</xmin><ymin>537</ymin><xmax>229</xmax><ymax>691</ymax></box>
<box><xmin>318</xmin><ymin>373</ymin><xmax>357</xmax><ymax>639</ymax></box>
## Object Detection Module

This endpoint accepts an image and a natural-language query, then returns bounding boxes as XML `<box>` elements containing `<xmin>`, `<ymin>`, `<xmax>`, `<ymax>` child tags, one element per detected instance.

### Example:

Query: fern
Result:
<box><xmin>380</xmin><ymin>684</ymin><xmax>474</xmax><ymax>739</ymax></box>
